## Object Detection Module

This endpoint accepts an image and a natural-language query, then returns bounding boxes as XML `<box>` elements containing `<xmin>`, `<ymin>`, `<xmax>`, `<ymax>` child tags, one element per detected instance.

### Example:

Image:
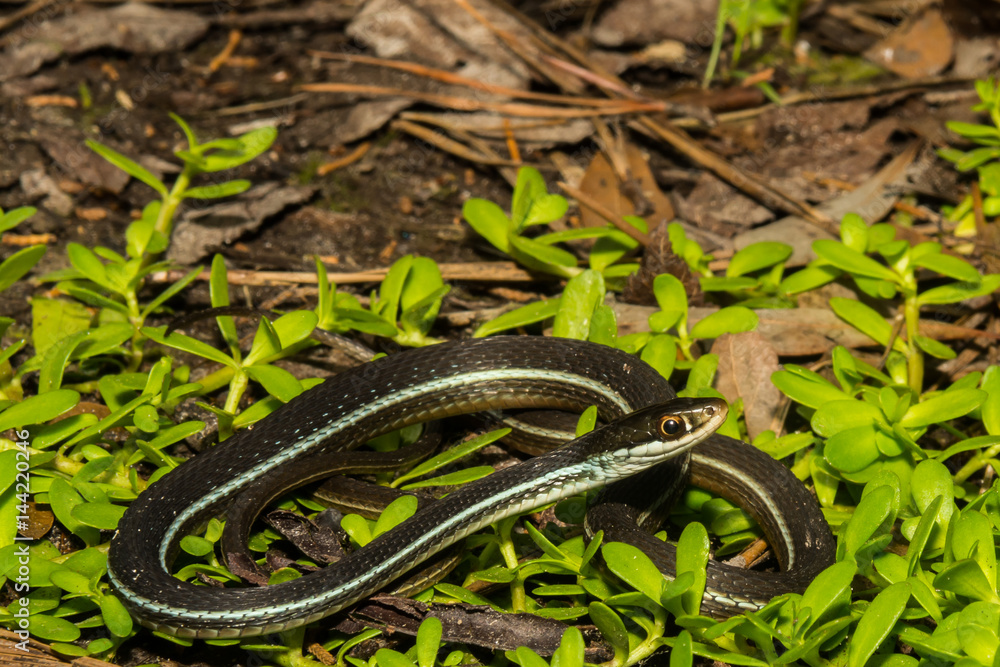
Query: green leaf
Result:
<box><xmin>641</xmin><ymin>334</ymin><xmax>677</xmax><ymax>381</ymax></box>
<box><xmin>31</xmin><ymin>297</ymin><xmax>92</xmax><ymax>358</ymax></box>
<box><xmin>463</xmin><ymin>199</ymin><xmax>511</xmax><ymax>252</ymax></box>
<box><xmin>727</xmin><ymin>242</ymin><xmax>791</xmax><ymax>277</ymax></box>
<box><xmin>843</xmin><ymin>485</ymin><xmax>896</xmax><ymax>556</ymax></box>
<box><xmin>340</xmin><ymin>514</ymin><xmax>371</xmax><ymax>547</ymax></box>
<box><xmin>946</xmin><ymin>120</ymin><xmax>1000</xmax><ymax>140</ymax></box>
<box><xmin>829</xmin><ymin>298</ymin><xmax>893</xmax><ymax>347</ymax></box>
<box><xmin>0</xmin><ymin>389</ymin><xmax>79</xmax><ymax>431</ymax></box>
<box><xmin>244</xmin><ymin>365</ymin><xmax>302</xmax><ymax>402</ymax></box>
<box><xmin>510</xmin><ymin>235</ymin><xmax>579</xmax><ymax>275</ymax></box>
<box><xmin>71</xmin><ymin>502</ymin><xmax>126</xmax><ymax>530</ymax></box>
<box><xmin>904</xmin><ymin>495</ymin><xmax>942</xmax><ymax>576</ymax></box>
<box><xmin>677</xmin><ymin>521</ymin><xmax>709</xmax><ymax>615</ymax></box>
<box><xmin>183</xmin><ymin>180</ymin><xmax>251</xmax><ymax>199</ymax></box>
<box><xmin>684</xmin><ymin>354</ymin><xmax>718</xmax><ymax>395</ymax></box>
<box><xmin>771</xmin><ymin>369</ymin><xmax>850</xmax><ymax>409</ymax></box>
<box><xmin>86</xmin><ymin>140</ymin><xmax>168</xmax><ymax>196</ymax></box>
<box><xmin>399</xmin><ymin>259</ymin><xmax>448</xmax><ymax>340</ymax></box>
<box><xmin>813</xmin><ymin>240</ymin><xmax>897</xmax><ymax>281</ymax></box>
<box><xmin>848</xmin><ymin>582</ymin><xmax>910</xmax><ymax>667</ymax></box>
<box><xmin>372</xmin><ymin>495</ymin><xmax>418</xmax><ymax>539</ymax></box>
<box><xmin>689</xmin><ymin>306</ymin><xmax>757</xmax><ymax>339</ymax></box>
<box><xmin>100</xmin><ymin>594</ymin><xmax>134</xmax><ymax>638</ymax></box>
<box><xmin>0</xmin><ymin>205</ymin><xmax>37</xmax><ymax>233</ymax></box>
<box><xmin>913</xmin><ymin>335</ymin><xmax>956</xmax><ymax>360</ymax></box>
<box><xmin>125</xmin><ymin>201</ymin><xmax>161</xmax><ymax>259</ymax></box>
<box><xmin>416</xmin><ymin>616</ymin><xmax>442</xmax><ymax>667</ymax></box>
<box><xmin>840</xmin><ymin>213</ymin><xmax>869</xmax><ymax>253</ymax></box>
<box><xmin>919</xmin><ymin>274</ymin><xmax>1000</xmax><ymax>305</ymax></box>
<box><xmin>393</xmin><ymin>428</ymin><xmax>508</xmax><ymax>487</ymax></box>
<box><xmin>142</xmin><ymin>265</ymin><xmax>201</xmax><ymax>319</ymax></box>
<box><xmin>651</xmin><ymin>274</ymin><xmax>688</xmax><ymax>332</ymax></box>
<box><xmin>913</xmin><ymin>252</ymin><xmax>981</xmax><ymax>282</ymax></box>
<box><xmin>512</xmin><ymin>646</ymin><xmax>548</xmax><ymax>667</ymax></box>
<box><xmin>180</xmin><ymin>535</ymin><xmax>214</xmax><ymax>557</ymax></box>
<box><xmin>602</xmin><ymin>542</ymin><xmax>664</xmax><ymax>606</ymax></box>
<box><xmin>983</xmin><ymin>366</ymin><xmax>1000</xmax><ymax>436</ymax></box>
<box><xmin>700</xmin><ymin>276</ymin><xmax>757</xmax><ymax>292</ymax></box>
<box><xmin>375</xmin><ymin>649</ymin><xmax>417</xmax><ymax>667</ymax></box>
<box><xmin>588</xmin><ymin>304</ymin><xmax>617</xmax><ymax>346</ymax></box>
<box><xmin>30</xmin><ymin>614</ymin><xmax>82</xmax><ymax>642</ymax></box>
<box><xmin>588</xmin><ymin>601</ymin><xmax>628</xmax><ymax>663</ymax></box>
<box><xmin>49</xmin><ymin>569</ymin><xmax>92</xmax><ymax>595</ymax></box>
<box><xmin>552</xmin><ymin>626</ymin><xmax>584</xmax><ymax>667</ymax></box>
<box><xmin>523</xmin><ymin>193</ymin><xmax>568</xmax><ymax>228</ymax></box>
<box><xmin>900</xmin><ymin>389</ymin><xmax>986</xmax><ymax>428</ymax></box>
<box><xmin>670</xmin><ymin>630</ymin><xmax>693</xmax><ymax>667</ymax></box>
<box><xmin>512</xmin><ymin>167</ymin><xmax>565</xmax><ymax>229</ymax></box>
<box><xmin>66</xmin><ymin>243</ymin><xmax>113</xmax><ymax>291</ymax></box>
<box><xmin>934</xmin><ymin>560</ymin><xmax>1000</xmax><ymax>603</ymax></box>
<box><xmin>824</xmin><ymin>425</ymin><xmax>880</xmax><ymax>473</ymax></box>
<box><xmin>400</xmin><ymin>466</ymin><xmax>493</xmax><ymax>490</ymax></box>
<box><xmin>957</xmin><ymin>621</ymin><xmax>1000</xmax><ymax>665</ymax></box>
<box><xmin>951</xmin><ymin>510</ymin><xmax>996</xmax><ymax>588</ymax></box>
<box><xmin>142</xmin><ymin>326</ymin><xmax>237</xmax><ymax>369</ymax></box>
<box><xmin>373</xmin><ymin>255</ymin><xmax>412</xmax><ymax>324</ymax></box>
<box><xmin>798</xmin><ymin>560</ymin><xmax>856</xmax><ymax>634</ymax></box>
<box><xmin>195</xmin><ymin>126</ymin><xmax>277</xmax><ymax>172</ymax></box>
<box><xmin>811</xmin><ymin>399</ymin><xmax>885</xmax><ymax>438</ymax></box>
<box><xmin>47</xmin><ymin>478</ymin><xmax>97</xmax><ymax>544</ymax></box>
<box><xmin>553</xmin><ymin>270</ymin><xmax>605</xmax><ymax>340</ymax></box>
<box><xmin>779</xmin><ymin>264</ymin><xmax>840</xmax><ymax>295</ymax></box>
<box><xmin>0</xmin><ymin>245</ymin><xmax>45</xmax><ymax>293</ymax></box>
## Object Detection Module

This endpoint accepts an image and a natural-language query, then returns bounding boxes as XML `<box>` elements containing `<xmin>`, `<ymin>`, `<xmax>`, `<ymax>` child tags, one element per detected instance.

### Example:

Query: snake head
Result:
<box><xmin>599</xmin><ymin>397</ymin><xmax>729</xmax><ymax>475</ymax></box>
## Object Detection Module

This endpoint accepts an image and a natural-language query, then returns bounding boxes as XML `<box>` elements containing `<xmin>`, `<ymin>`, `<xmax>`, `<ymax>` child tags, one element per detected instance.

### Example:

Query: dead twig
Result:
<box><xmin>300</xmin><ymin>83</ymin><xmax>669</xmax><ymax>119</ymax></box>
<box><xmin>149</xmin><ymin>262</ymin><xmax>551</xmax><ymax>288</ymax></box>
<box><xmin>317</xmin><ymin>142</ymin><xmax>372</xmax><ymax>176</ymax></box>
<box><xmin>391</xmin><ymin>120</ymin><xmax>525</xmax><ymax>168</ymax></box>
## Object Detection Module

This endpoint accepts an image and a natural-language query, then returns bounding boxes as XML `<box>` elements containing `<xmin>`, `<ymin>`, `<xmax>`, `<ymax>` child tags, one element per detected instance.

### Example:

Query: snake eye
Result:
<box><xmin>659</xmin><ymin>416</ymin><xmax>684</xmax><ymax>437</ymax></box>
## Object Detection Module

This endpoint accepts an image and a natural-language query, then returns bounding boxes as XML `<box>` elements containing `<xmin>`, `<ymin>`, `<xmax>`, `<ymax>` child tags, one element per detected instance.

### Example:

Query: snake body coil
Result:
<box><xmin>108</xmin><ymin>337</ymin><xmax>834</xmax><ymax>638</ymax></box>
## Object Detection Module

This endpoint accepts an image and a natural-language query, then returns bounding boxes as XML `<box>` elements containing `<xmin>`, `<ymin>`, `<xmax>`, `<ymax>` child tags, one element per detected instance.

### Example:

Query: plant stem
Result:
<box><xmin>496</xmin><ymin>517</ymin><xmax>527</xmax><ymax>612</ymax></box>
<box><xmin>904</xmin><ymin>295</ymin><xmax>923</xmax><ymax>393</ymax></box>
<box><xmin>953</xmin><ymin>443</ymin><xmax>1000</xmax><ymax>483</ymax></box>
<box><xmin>155</xmin><ymin>168</ymin><xmax>191</xmax><ymax>246</ymax></box>
<box><xmin>625</xmin><ymin>606</ymin><xmax>667</xmax><ymax>665</ymax></box>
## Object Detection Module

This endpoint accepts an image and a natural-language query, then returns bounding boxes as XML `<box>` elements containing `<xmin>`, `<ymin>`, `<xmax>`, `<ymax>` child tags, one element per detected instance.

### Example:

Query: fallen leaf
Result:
<box><xmin>712</xmin><ymin>331</ymin><xmax>782</xmax><ymax>440</ymax></box>
<box><xmin>579</xmin><ymin>143</ymin><xmax>675</xmax><ymax>229</ymax></box>
<box><xmin>864</xmin><ymin>7</ymin><xmax>954</xmax><ymax>79</ymax></box>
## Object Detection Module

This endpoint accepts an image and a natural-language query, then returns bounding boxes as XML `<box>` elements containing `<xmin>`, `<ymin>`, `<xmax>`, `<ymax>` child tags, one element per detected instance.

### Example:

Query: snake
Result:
<box><xmin>107</xmin><ymin>336</ymin><xmax>834</xmax><ymax>639</ymax></box>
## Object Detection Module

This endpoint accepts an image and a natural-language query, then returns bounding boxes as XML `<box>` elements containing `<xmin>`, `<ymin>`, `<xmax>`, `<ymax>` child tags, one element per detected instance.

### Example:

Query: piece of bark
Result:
<box><xmin>336</xmin><ymin>595</ymin><xmax>612</xmax><ymax>661</ymax></box>
<box><xmin>0</xmin><ymin>3</ymin><xmax>208</xmax><ymax>81</ymax></box>
<box><xmin>168</xmin><ymin>183</ymin><xmax>316</xmax><ymax>262</ymax></box>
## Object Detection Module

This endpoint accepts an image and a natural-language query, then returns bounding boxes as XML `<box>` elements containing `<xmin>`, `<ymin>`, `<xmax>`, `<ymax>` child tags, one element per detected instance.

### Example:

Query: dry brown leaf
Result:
<box><xmin>864</xmin><ymin>7</ymin><xmax>955</xmax><ymax>78</ymax></box>
<box><xmin>578</xmin><ymin>143</ymin><xmax>674</xmax><ymax>228</ymax></box>
<box><xmin>712</xmin><ymin>331</ymin><xmax>782</xmax><ymax>441</ymax></box>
